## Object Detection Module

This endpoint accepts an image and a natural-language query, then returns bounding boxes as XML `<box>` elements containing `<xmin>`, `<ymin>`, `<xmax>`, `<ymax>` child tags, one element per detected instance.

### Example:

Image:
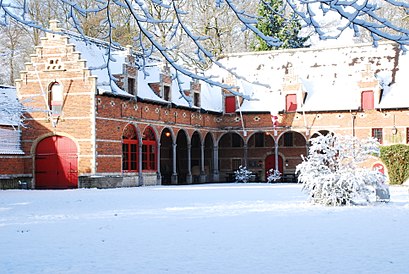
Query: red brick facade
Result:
<box><xmin>1</xmin><ymin>21</ymin><xmax>408</xmax><ymax>189</ymax></box>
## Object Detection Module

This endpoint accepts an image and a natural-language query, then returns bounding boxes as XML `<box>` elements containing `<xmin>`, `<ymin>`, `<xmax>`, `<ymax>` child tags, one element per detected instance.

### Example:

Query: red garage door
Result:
<box><xmin>35</xmin><ymin>136</ymin><xmax>78</xmax><ymax>189</ymax></box>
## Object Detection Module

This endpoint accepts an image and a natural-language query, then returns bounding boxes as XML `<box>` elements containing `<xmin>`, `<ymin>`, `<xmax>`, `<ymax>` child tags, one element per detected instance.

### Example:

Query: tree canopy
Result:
<box><xmin>252</xmin><ymin>0</ymin><xmax>308</xmax><ymax>51</ymax></box>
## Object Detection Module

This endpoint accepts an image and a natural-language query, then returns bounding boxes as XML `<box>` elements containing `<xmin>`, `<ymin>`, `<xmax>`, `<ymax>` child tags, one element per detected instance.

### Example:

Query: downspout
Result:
<box><xmin>236</xmin><ymin>96</ymin><xmax>247</xmax><ymax>137</ymax></box>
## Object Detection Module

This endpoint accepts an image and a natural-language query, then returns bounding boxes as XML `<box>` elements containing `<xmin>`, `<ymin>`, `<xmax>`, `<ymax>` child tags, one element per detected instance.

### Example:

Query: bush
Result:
<box><xmin>234</xmin><ymin>166</ymin><xmax>253</xmax><ymax>183</ymax></box>
<box><xmin>266</xmin><ymin>169</ymin><xmax>281</xmax><ymax>183</ymax></box>
<box><xmin>380</xmin><ymin>145</ymin><xmax>409</xmax><ymax>185</ymax></box>
<box><xmin>296</xmin><ymin>134</ymin><xmax>387</xmax><ymax>206</ymax></box>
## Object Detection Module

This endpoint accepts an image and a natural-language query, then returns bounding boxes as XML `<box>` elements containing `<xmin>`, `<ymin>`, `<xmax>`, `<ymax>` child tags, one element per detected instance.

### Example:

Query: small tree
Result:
<box><xmin>234</xmin><ymin>165</ymin><xmax>253</xmax><ymax>183</ymax></box>
<box><xmin>266</xmin><ymin>168</ymin><xmax>281</xmax><ymax>183</ymax></box>
<box><xmin>296</xmin><ymin>134</ymin><xmax>388</xmax><ymax>206</ymax></box>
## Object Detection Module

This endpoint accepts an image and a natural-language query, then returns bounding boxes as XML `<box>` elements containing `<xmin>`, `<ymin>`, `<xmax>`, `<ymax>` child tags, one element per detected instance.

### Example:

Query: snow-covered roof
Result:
<box><xmin>67</xmin><ymin>34</ymin><xmax>408</xmax><ymax>113</ymax></box>
<box><xmin>0</xmin><ymin>86</ymin><xmax>22</xmax><ymax>126</ymax></box>
<box><xmin>377</xmin><ymin>53</ymin><xmax>409</xmax><ymax>109</ymax></box>
<box><xmin>68</xmin><ymin>35</ymin><xmax>222</xmax><ymax>110</ymax></box>
<box><xmin>211</xmin><ymin>41</ymin><xmax>408</xmax><ymax>112</ymax></box>
<box><xmin>0</xmin><ymin>127</ymin><xmax>24</xmax><ymax>155</ymax></box>
<box><xmin>69</xmin><ymin>36</ymin><xmax>133</xmax><ymax>98</ymax></box>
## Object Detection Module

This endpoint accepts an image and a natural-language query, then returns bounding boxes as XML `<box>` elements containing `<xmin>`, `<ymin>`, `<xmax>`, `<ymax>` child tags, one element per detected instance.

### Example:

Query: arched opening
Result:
<box><xmin>122</xmin><ymin>124</ymin><xmax>138</xmax><ymax>172</ymax></box>
<box><xmin>278</xmin><ymin>131</ymin><xmax>307</xmax><ymax>181</ymax></box>
<box><xmin>160</xmin><ymin>128</ymin><xmax>173</xmax><ymax>185</ymax></box>
<box><xmin>176</xmin><ymin>130</ymin><xmax>189</xmax><ymax>184</ymax></box>
<box><xmin>35</xmin><ymin>135</ymin><xmax>78</xmax><ymax>189</ymax></box>
<box><xmin>204</xmin><ymin>133</ymin><xmax>214</xmax><ymax>182</ymax></box>
<box><xmin>191</xmin><ymin>131</ymin><xmax>202</xmax><ymax>183</ymax></box>
<box><xmin>247</xmin><ymin>131</ymin><xmax>275</xmax><ymax>181</ymax></box>
<box><xmin>218</xmin><ymin>132</ymin><xmax>244</xmax><ymax>182</ymax></box>
<box><xmin>142</xmin><ymin>126</ymin><xmax>157</xmax><ymax>171</ymax></box>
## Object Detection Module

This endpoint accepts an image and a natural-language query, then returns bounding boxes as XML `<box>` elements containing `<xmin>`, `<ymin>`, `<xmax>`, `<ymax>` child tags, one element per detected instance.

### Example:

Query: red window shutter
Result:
<box><xmin>286</xmin><ymin>94</ymin><xmax>297</xmax><ymax>112</ymax></box>
<box><xmin>225</xmin><ymin>96</ymin><xmax>236</xmax><ymax>113</ymax></box>
<box><xmin>361</xmin><ymin>90</ymin><xmax>374</xmax><ymax>110</ymax></box>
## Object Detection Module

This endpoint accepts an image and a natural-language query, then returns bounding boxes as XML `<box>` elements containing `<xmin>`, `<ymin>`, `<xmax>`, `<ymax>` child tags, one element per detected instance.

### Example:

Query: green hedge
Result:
<box><xmin>380</xmin><ymin>144</ymin><xmax>409</xmax><ymax>185</ymax></box>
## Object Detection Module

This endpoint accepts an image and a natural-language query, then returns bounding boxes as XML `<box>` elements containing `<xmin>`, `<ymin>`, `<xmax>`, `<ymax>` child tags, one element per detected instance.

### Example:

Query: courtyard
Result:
<box><xmin>1</xmin><ymin>183</ymin><xmax>409</xmax><ymax>273</ymax></box>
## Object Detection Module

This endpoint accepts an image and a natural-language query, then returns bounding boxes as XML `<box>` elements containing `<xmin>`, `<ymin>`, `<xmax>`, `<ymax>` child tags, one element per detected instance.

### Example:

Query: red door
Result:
<box><xmin>35</xmin><ymin>136</ymin><xmax>78</xmax><ymax>189</ymax></box>
<box><xmin>265</xmin><ymin>154</ymin><xmax>283</xmax><ymax>175</ymax></box>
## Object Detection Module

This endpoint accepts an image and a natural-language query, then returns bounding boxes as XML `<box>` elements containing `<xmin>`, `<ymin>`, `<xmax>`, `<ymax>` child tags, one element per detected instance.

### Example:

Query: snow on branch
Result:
<box><xmin>296</xmin><ymin>134</ymin><xmax>389</xmax><ymax>206</ymax></box>
<box><xmin>0</xmin><ymin>0</ymin><xmax>408</xmax><ymax>100</ymax></box>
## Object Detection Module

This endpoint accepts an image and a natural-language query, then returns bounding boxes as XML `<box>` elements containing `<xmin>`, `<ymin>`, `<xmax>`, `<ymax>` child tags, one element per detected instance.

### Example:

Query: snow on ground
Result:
<box><xmin>1</xmin><ymin>183</ymin><xmax>409</xmax><ymax>274</ymax></box>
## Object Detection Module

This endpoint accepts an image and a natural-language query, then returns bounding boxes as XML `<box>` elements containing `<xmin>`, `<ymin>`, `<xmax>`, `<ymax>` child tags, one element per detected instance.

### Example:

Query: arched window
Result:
<box><xmin>122</xmin><ymin>124</ymin><xmax>138</xmax><ymax>172</ymax></box>
<box><xmin>142</xmin><ymin>127</ymin><xmax>157</xmax><ymax>171</ymax></box>
<box><xmin>48</xmin><ymin>82</ymin><xmax>63</xmax><ymax>116</ymax></box>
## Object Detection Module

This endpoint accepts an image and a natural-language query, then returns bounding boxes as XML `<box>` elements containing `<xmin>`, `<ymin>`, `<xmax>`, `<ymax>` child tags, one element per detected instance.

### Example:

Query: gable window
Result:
<box><xmin>48</xmin><ymin>82</ymin><xmax>63</xmax><ymax>116</ymax></box>
<box><xmin>255</xmin><ymin>132</ymin><xmax>265</xmax><ymax>147</ymax></box>
<box><xmin>286</xmin><ymin>94</ymin><xmax>297</xmax><ymax>112</ymax></box>
<box><xmin>225</xmin><ymin>96</ymin><xmax>236</xmax><ymax>113</ymax></box>
<box><xmin>163</xmin><ymin>85</ymin><xmax>171</xmax><ymax>101</ymax></box>
<box><xmin>193</xmin><ymin>92</ymin><xmax>200</xmax><ymax>107</ymax></box>
<box><xmin>372</xmin><ymin>128</ymin><xmax>383</xmax><ymax>144</ymax></box>
<box><xmin>122</xmin><ymin>124</ymin><xmax>138</xmax><ymax>172</ymax></box>
<box><xmin>128</xmin><ymin>77</ymin><xmax>136</xmax><ymax>95</ymax></box>
<box><xmin>361</xmin><ymin>90</ymin><xmax>374</xmax><ymax>110</ymax></box>
<box><xmin>284</xmin><ymin>132</ymin><xmax>293</xmax><ymax>147</ymax></box>
<box><xmin>142</xmin><ymin>127</ymin><xmax>157</xmax><ymax>171</ymax></box>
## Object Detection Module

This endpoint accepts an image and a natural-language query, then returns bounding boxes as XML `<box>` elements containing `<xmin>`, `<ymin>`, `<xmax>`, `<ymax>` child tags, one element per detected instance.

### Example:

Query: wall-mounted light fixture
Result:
<box><xmin>165</xmin><ymin>132</ymin><xmax>171</xmax><ymax>137</ymax></box>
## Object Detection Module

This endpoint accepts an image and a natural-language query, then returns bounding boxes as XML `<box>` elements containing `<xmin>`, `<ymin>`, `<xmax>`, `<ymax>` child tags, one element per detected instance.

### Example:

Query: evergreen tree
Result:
<box><xmin>252</xmin><ymin>0</ymin><xmax>308</xmax><ymax>51</ymax></box>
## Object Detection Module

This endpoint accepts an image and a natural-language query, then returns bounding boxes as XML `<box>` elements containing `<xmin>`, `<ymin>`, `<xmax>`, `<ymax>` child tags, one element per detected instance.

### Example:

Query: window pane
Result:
<box><xmin>122</xmin><ymin>143</ymin><xmax>129</xmax><ymax>170</ymax></box>
<box><xmin>286</xmin><ymin>94</ymin><xmax>297</xmax><ymax>112</ymax></box>
<box><xmin>225</xmin><ymin>96</ymin><xmax>236</xmax><ymax>113</ymax></box>
<box><xmin>130</xmin><ymin>144</ymin><xmax>137</xmax><ymax>171</ymax></box>
<box><xmin>372</xmin><ymin>128</ymin><xmax>383</xmax><ymax>144</ymax></box>
<box><xmin>361</xmin><ymin>90</ymin><xmax>374</xmax><ymax>110</ymax></box>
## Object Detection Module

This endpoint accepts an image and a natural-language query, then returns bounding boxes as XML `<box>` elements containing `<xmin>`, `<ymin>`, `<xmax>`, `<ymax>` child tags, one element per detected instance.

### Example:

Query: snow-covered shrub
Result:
<box><xmin>266</xmin><ymin>169</ymin><xmax>281</xmax><ymax>183</ymax></box>
<box><xmin>234</xmin><ymin>166</ymin><xmax>253</xmax><ymax>183</ymax></box>
<box><xmin>296</xmin><ymin>134</ymin><xmax>388</xmax><ymax>206</ymax></box>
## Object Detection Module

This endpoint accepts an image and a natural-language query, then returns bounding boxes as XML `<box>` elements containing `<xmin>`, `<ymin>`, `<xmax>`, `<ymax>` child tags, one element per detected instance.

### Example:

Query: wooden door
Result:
<box><xmin>35</xmin><ymin>136</ymin><xmax>78</xmax><ymax>189</ymax></box>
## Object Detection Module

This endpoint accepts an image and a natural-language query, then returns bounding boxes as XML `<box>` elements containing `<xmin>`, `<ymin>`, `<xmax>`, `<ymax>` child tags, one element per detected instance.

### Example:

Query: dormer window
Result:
<box><xmin>127</xmin><ymin>77</ymin><xmax>136</xmax><ymax>95</ymax></box>
<box><xmin>225</xmin><ymin>96</ymin><xmax>236</xmax><ymax>114</ymax></box>
<box><xmin>193</xmin><ymin>91</ymin><xmax>200</xmax><ymax>107</ymax></box>
<box><xmin>361</xmin><ymin>90</ymin><xmax>374</xmax><ymax>110</ymax></box>
<box><xmin>163</xmin><ymin>85</ymin><xmax>171</xmax><ymax>101</ymax></box>
<box><xmin>286</xmin><ymin>94</ymin><xmax>297</xmax><ymax>112</ymax></box>
<box><xmin>48</xmin><ymin>82</ymin><xmax>63</xmax><ymax>116</ymax></box>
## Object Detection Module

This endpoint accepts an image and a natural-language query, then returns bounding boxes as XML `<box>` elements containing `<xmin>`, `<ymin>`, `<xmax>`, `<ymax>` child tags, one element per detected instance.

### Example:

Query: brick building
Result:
<box><xmin>0</xmin><ymin>20</ymin><xmax>408</xmax><ymax>189</ymax></box>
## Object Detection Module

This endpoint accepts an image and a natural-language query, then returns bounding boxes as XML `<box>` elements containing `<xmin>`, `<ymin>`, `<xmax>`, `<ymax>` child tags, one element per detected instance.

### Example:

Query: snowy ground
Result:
<box><xmin>1</xmin><ymin>183</ymin><xmax>409</xmax><ymax>274</ymax></box>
